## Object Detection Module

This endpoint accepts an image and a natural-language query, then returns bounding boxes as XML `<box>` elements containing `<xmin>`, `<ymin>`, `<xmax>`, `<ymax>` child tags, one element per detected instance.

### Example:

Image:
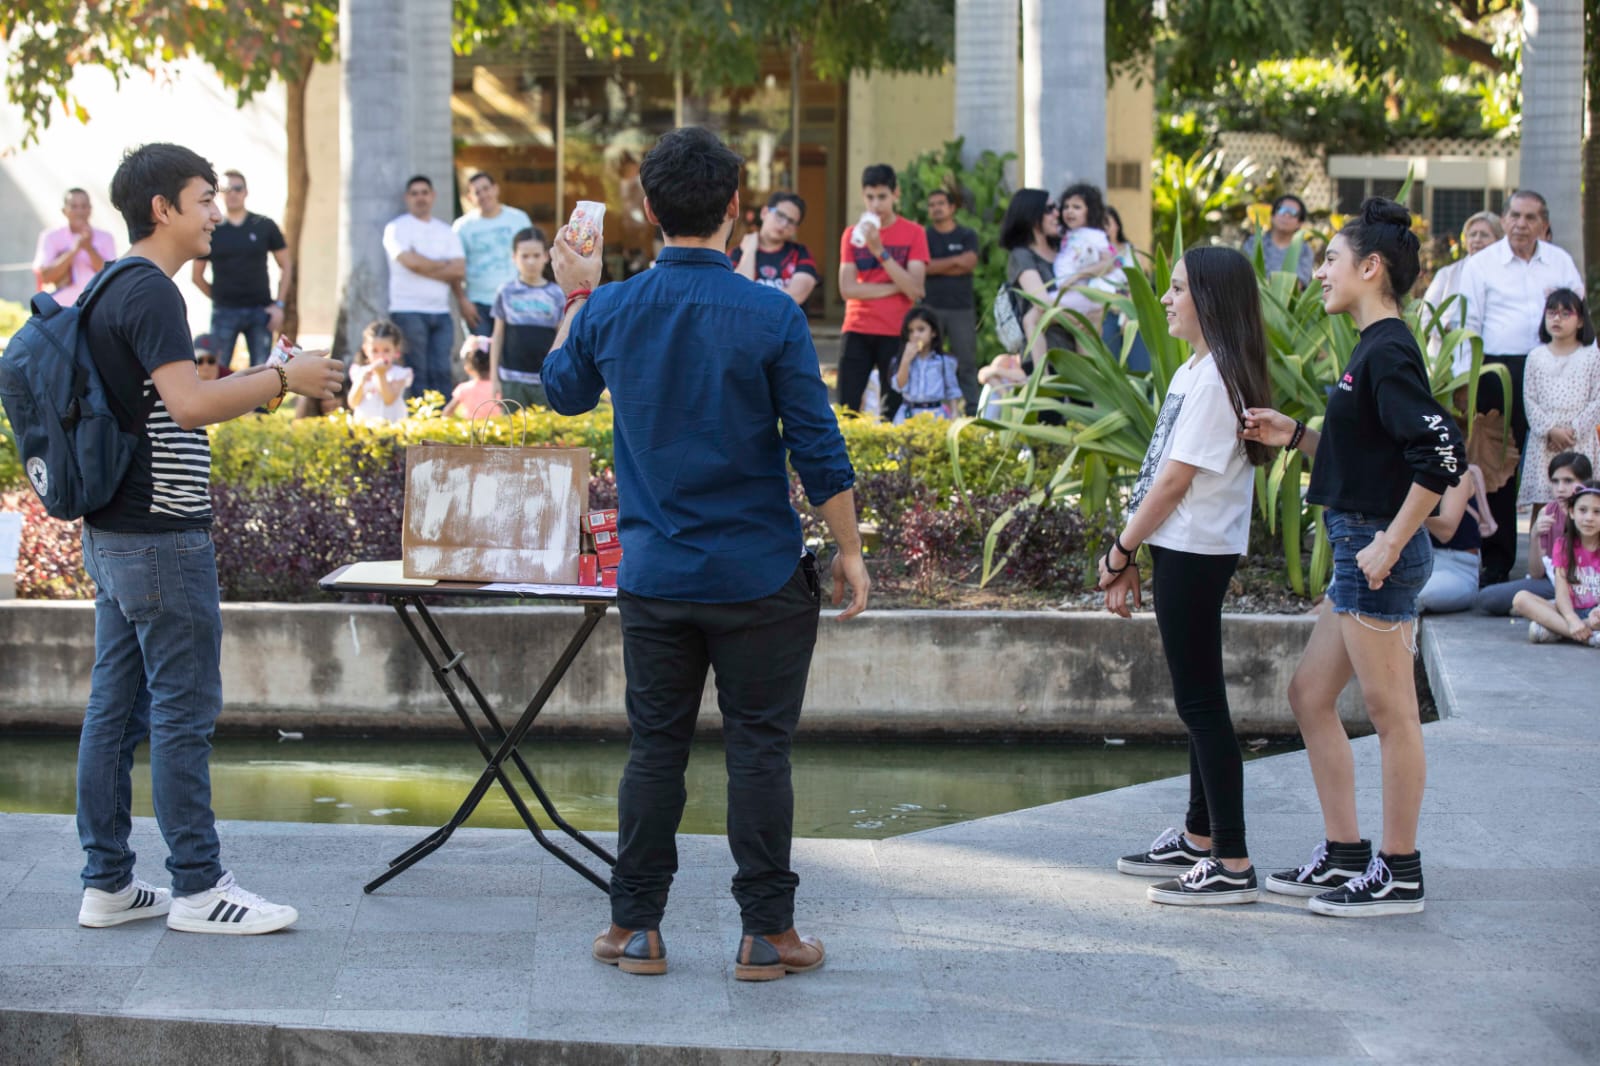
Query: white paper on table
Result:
<box><xmin>334</xmin><ymin>560</ymin><xmax>439</xmax><ymax>587</ymax></box>
<box><xmin>479</xmin><ymin>582</ymin><xmax>618</xmax><ymax>598</ymax></box>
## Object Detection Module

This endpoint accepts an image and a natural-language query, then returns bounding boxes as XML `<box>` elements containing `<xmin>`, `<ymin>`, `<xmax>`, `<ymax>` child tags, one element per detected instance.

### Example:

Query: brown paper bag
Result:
<box><xmin>401</xmin><ymin>442</ymin><xmax>589</xmax><ymax>583</ymax></box>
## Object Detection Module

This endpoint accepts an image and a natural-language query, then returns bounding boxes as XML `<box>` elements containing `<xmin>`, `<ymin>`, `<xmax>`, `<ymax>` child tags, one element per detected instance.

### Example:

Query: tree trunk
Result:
<box><xmin>281</xmin><ymin>54</ymin><xmax>315</xmax><ymax>344</ymax></box>
<box><xmin>1583</xmin><ymin>0</ymin><xmax>1599</xmax><ymax>287</ymax></box>
<box><xmin>1022</xmin><ymin>0</ymin><xmax>1104</xmax><ymax>193</ymax></box>
<box><xmin>1521</xmin><ymin>0</ymin><xmax>1586</xmax><ymax>274</ymax></box>
<box><xmin>954</xmin><ymin>0</ymin><xmax>1018</xmax><ymax>182</ymax></box>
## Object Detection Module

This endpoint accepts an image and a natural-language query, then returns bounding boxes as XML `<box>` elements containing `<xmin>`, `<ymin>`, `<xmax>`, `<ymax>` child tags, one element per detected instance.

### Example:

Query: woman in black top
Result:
<box><xmin>1241</xmin><ymin>198</ymin><xmax>1466</xmax><ymax>918</ymax></box>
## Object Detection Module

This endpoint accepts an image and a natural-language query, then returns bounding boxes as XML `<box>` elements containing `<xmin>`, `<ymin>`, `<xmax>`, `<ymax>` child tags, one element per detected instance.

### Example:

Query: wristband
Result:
<box><xmin>1288</xmin><ymin>419</ymin><xmax>1306</xmax><ymax>451</ymax></box>
<box><xmin>563</xmin><ymin>287</ymin><xmax>592</xmax><ymax>316</ymax></box>
<box><xmin>878</xmin><ymin>249</ymin><xmax>893</xmax><ymax>264</ymax></box>
<box><xmin>1115</xmin><ymin>535</ymin><xmax>1135</xmax><ymax>560</ymax></box>
<box><xmin>264</xmin><ymin>364</ymin><xmax>289</xmax><ymax>414</ymax></box>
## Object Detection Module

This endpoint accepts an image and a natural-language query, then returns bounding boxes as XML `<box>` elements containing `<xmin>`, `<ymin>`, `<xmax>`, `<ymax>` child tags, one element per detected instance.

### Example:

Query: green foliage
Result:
<box><xmin>1158</xmin><ymin>57</ymin><xmax>1513</xmax><ymax>156</ymax></box>
<box><xmin>894</xmin><ymin>138</ymin><xmax>1016</xmax><ymax>358</ymax></box>
<box><xmin>3</xmin><ymin>1</ymin><xmax>337</xmax><ymax>147</ymax></box>
<box><xmin>455</xmin><ymin>0</ymin><xmax>954</xmax><ymax>90</ymax></box>
<box><xmin>1150</xmin><ymin>150</ymin><xmax>1257</xmax><ymax>252</ymax></box>
<box><xmin>0</xmin><ymin>300</ymin><xmax>28</xmax><ymax>346</ymax></box>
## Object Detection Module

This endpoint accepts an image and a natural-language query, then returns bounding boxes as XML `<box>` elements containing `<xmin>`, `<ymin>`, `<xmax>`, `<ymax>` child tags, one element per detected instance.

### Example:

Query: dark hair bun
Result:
<box><xmin>1362</xmin><ymin>197</ymin><xmax>1411</xmax><ymax>228</ymax></box>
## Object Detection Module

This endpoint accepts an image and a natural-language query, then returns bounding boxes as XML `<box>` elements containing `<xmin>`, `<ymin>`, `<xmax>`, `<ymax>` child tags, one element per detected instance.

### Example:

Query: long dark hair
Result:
<box><xmin>1538</xmin><ymin>288</ymin><xmax>1597</xmax><ymax>346</ymax></box>
<box><xmin>900</xmin><ymin>305</ymin><xmax>948</xmax><ymax>354</ymax></box>
<box><xmin>1182</xmin><ymin>246</ymin><xmax>1275</xmax><ymax>467</ymax></box>
<box><xmin>1558</xmin><ymin>480</ymin><xmax>1600</xmax><ymax>583</ymax></box>
<box><xmin>999</xmin><ymin>188</ymin><xmax>1053</xmax><ymax>251</ymax></box>
<box><xmin>1338</xmin><ymin>197</ymin><xmax>1421</xmax><ymax>306</ymax></box>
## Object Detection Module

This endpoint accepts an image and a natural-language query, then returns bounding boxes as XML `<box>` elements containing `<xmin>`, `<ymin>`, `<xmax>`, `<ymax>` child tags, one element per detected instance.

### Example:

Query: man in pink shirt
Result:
<box><xmin>32</xmin><ymin>188</ymin><xmax>118</xmax><ymax>306</ymax></box>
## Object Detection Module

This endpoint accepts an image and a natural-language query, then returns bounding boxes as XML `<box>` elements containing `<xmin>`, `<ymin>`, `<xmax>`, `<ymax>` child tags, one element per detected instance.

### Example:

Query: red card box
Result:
<box><xmin>599</xmin><ymin>567</ymin><xmax>618</xmax><ymax>588</ymax></box>
<box><xmin>595</xmin><ymin>545</ymin><xmax>623</xmax><ymax>570</ymax></box>
<box><xmin>578</xmin><ymin>553</ymin><xmax>599</xmax><ymax>586</ymax></box>
<box><xmin>581</xmin><ymin>509</ymin><xmax>619</xmax><ymax>535</ymax></box>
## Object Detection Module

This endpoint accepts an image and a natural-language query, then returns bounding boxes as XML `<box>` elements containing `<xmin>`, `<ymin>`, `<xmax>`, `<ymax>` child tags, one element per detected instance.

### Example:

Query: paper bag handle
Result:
<box><xmin>469</xmin><ymin>400</ymin><xmax>530</xmax><ymax>447</ymax></box>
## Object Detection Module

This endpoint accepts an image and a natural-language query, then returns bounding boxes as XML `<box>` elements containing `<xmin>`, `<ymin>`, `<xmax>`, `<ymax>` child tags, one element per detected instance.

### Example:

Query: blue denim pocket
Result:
<box><xmin>96</xmin><ymin>545</ymin><xmax>163</xmax><ymax>622</ymax></box>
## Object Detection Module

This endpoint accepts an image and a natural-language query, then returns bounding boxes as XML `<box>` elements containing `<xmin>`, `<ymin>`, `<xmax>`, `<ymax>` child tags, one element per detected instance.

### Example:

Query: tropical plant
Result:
<box><xmin>1150</xmin><ymin>150</ymin><xmax>1258</xmax><ymax>252</ymax></box>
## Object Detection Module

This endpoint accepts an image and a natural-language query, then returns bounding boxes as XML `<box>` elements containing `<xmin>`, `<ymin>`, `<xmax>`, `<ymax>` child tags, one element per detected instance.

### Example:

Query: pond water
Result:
<box><xmin>0</xmin><ymin>734</ymin><xmax>1284</xmax><ymax>839</ymax></box>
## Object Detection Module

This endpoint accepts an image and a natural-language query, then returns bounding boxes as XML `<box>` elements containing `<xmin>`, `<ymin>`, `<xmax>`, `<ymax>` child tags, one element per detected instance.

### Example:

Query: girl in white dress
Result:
<box><xmin>1518</xmin><ymin>289</ymin><xmax>1600</xmax><ymax>507</ymax></box>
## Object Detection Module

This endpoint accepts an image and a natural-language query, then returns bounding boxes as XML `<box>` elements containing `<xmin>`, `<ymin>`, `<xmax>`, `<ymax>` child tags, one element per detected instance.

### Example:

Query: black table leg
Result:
<box><xmin>364</xmin><ymin>598</ymin><xmax>614</xmax><ymax>894</ymax></box>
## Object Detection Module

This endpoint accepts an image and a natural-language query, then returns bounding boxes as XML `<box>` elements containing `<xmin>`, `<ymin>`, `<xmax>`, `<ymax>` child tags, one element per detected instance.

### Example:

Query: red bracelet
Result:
<box><xmin>563</xmin><ymin>287</ymin><xmax>593</xmax><ymax>315</ymax></box>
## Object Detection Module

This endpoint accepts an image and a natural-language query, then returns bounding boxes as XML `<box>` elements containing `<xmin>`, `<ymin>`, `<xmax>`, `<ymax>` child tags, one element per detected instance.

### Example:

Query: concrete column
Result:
<box><xmin>337</xmin><ymin>0</ymin><xmax>455</xmax><ymax>359</ymax></box>
<box><xmin>1520</xmin><ymin>0</ymin><xmax>1586</xmax><ymax>273</ymax></box>
<box><xmin>1021</xmin><ymin>0</ymin><xmax>1105</xmax><ymax>195</ymax></box>
<box><xmin>954</xmin><ymin>0</ymin><xmax>1019</xmax><ymax>181</ymax></box>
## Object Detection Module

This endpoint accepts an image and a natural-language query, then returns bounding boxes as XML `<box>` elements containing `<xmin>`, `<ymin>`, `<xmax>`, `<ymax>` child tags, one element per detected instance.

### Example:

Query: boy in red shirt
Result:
<box><xmin>836</xmin><ymin>164</ymin><xmax>928</xmax><ymax>416</ymax></box>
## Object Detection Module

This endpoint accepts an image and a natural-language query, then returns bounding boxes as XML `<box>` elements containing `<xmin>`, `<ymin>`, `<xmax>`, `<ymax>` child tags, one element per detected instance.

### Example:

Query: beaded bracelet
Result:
<box><xmin>1288</xmin><ymin>419</ymin><xmax>1306</xmax><ymax>451</ymax></box>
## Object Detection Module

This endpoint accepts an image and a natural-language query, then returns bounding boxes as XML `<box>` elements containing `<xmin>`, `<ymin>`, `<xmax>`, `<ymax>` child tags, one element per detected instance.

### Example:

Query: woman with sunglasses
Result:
<box><xmin>1242</xmin><ymin>194</ymin><xmax>1315</xmax><ymax>288</ymax></box>
<box><xmin>1241</xmin><ymin>197</ymin><xmax>1466</xmax><ymax>917</ymax></box>
<box><xmin>192</xmin><ymin>335</ymin><xmax>231</xmax><ymax>381</ymax></box>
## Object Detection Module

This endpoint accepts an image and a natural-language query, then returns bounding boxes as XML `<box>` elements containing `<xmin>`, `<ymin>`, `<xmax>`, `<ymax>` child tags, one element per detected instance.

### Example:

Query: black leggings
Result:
<box><xmin>1150</xmin><ymin>545</ymin><xmax>1247</xmax><ymax>859</ymax></box>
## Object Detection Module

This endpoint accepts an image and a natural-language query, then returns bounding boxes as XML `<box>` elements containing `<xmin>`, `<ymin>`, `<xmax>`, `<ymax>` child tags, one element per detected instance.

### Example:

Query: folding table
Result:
<box><xmin>319</xmin><ymin>563</ymin><xmax>617</xmax><ymax>894</ymax></box>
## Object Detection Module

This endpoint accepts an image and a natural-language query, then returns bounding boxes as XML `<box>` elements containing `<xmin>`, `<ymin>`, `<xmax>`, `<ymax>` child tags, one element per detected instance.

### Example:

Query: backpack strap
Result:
<box><xmin>75</xmin><ymin>257</ymin><xmax>152</xmax><ymax>317</ymax></box>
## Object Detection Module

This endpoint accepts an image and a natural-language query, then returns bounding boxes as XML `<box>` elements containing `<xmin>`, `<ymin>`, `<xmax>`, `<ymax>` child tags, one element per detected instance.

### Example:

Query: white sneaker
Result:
<box><xmin>79</xmin><ymin>878</ymin><xmax>171</xmax><ymax>928</ymax></box>
<box><xmin>166</xmin><ymin>871</ymin><xmax>297</xmax><ymax>935</ymax></box>
<box><xmin>1528</xmin><ymin>622</ymin><xmax>1561</xmax><ymax>644</ymax></box>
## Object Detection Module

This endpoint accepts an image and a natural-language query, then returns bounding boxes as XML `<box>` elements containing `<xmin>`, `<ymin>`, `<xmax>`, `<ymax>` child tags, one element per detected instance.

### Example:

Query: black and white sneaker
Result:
<box><xmin>1148</xmin><ymin>858</ymin><xmax>1260</xmax><ymax>906</ymax></box>
<box><xmin>1265</xmin><ymin>838</ymin><xmax>1372</xmax><ymax>897</ymax></box>
<box><xmin>78</xmin><ymin>878</ymin><xmax>171</xmax><ymax>928</ymax></box>
<box><xmin>1117</xmin><ymin>827</ymin><xmax>1209</xmax><ymax>877</ymax></box>
<box><xmin>1308</xmin><ymin>853</ymin><xmax>1424</xmax><ymax>917</ymax></box>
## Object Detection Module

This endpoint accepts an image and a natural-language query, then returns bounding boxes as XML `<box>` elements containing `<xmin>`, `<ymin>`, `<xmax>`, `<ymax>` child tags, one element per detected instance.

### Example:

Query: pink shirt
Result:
<box><xmin>450</xmin><ymin>378</ymin><xmax>502</xmax><ymax>419</ymax></box>
<box><xmin>1552</xmin><ymin>536</ymin><xmax>1600</xmax><ymax>611</ymax></box>
<box><xmin>32</xmin><ymin>226</ymin><xmax>118</xmax><ymax>306</ymax></box>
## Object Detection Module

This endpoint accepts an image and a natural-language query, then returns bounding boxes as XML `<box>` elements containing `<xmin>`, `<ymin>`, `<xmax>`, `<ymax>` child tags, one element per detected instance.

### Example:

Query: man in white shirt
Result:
<box><xmin>451</xmin><ymin>171</ymin><xmax>532</xmax><ymax>337</ymax></box>
<box><xmin>1456</xmin><ymin>189</ymin><xmax>1584</xmax><ymax>582</ymax></box>
<box><xmin>383</xmin><ymin>175</ymin><xmax>466</xmax><ymax>399</ymax></box>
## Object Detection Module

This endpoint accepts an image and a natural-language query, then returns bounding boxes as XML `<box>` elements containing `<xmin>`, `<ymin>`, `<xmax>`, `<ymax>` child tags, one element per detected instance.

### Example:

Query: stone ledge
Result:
<box><xmin>0</xmin><ymin>602</ymin><xmax>1363</xmax><ymax>738</ymax></box>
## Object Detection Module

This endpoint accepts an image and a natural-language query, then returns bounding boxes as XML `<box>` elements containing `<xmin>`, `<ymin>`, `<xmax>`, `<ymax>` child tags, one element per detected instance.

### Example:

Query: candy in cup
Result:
<box><xmin>565</xmin><ymin>200</ymin><xmax>606</xmax><ymax>256</ymax></box>
<box><xmin>850</xmin><ymin>211</ymin><xmax>880</xmax><ymax>248</ymax></box>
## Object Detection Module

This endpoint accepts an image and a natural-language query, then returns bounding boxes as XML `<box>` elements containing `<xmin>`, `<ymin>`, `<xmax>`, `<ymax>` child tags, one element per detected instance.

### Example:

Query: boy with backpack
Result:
<box><xmin>3</xmin><ymin>144</ymin><xmax>343</xmax><ymax>933</ymax></box>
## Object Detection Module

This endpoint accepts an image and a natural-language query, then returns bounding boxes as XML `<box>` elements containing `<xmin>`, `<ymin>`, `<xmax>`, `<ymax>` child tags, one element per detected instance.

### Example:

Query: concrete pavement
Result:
<box><xmin>1</xmin><ymin>613</ymin><xmax>1595</xmax><ymax>1064</ymax></box>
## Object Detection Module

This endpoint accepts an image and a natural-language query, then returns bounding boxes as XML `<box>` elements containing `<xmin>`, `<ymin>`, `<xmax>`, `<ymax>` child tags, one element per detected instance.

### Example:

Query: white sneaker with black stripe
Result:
<box><xmin>79</xmin><ymin>878</ymin><xmax>171</xmax><ymax>928</ymax></box>
<box><xmin>166</xmin><ymin>871</ymin><xmax>297</xmax><ymax>935</ymax></box>
<box><xmin>1148</xmin><ymin>858</ymin><xmax>1260</xmax><ymax>906</ymax></box>
<box><xmin>1117</xmin><ymin>826</ymin><xmax>1210</xmax><ymax>876</ymax></box>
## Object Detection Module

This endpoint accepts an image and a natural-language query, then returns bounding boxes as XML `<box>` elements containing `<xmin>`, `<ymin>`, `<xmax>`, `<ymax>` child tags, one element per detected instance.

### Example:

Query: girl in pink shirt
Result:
<box><xmin>1513</xmin><ymin>481</ymin><xmax>1600</xmax><ymax>646</ymax></box>
<box><xmin>444</xmin><ymin>341</ymin><xmax>502</xmax><ymax>418</ymax></box>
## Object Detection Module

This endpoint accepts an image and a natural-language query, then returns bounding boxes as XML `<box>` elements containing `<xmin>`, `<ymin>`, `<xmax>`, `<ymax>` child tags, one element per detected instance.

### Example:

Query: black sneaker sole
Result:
<box><xmin>1117</xmin><ymin>857</ymin><xmax>1205</xmax><ymax>877</ymax></box>
<box><xmin>1148</xmin><ymin>884</ymin><xmax>1261</xmax><ymax>906</ymax></box>
<box><xmin>1265</xmin><ymin>875</ymin><xmax>1352</xmax><ymax>898</ymax></box>
<box><xmin>1307</xmin><ymin>896</ymin><xmax>1424</xmax><ymax>917</ymax></box>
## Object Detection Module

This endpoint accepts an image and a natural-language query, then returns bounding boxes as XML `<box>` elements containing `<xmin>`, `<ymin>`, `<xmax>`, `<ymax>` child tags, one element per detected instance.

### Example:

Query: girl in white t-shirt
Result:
<box><xmin>1101</xmin><ymin>246</ymin><xmax>1275</xmax><ymax>907</ymax></box>
<box><xmin>348</xmin><ymin>320</ymin><xmax>414</xmax><ymax>424</ymax></box>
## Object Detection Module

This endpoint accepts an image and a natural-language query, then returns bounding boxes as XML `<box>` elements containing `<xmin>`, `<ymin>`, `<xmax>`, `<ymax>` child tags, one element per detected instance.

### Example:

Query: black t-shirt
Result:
<box><xmin>84</xmin><ymin>259</ymin><xmax>212</xmax><ymax>532</ymax></box>
<box><xmin>1307</xmin><ymin>317</ymin><xmax>1464</xmax><ymax>517</ymax></box>
<box><xmin>199</xmin><ymin>212</ymin><xmax>286</xmax><ymax>307</ymax></box>
<box><xmin>728</xmin><ymin>241</ymin><xmax>819</xmax><ymax>293</ymax></box>
<box><xmin>924</xmin><ymin>224</ymin><xmax>979</xmax><ymax>309</ymax></box>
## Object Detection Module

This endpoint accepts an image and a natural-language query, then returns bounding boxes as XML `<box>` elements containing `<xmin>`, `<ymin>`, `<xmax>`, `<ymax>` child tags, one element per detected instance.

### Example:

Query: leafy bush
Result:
<box><xmin>1</xmin><ymin>492</ymin><xmax>91</xmax><ymax>599</ymax></box>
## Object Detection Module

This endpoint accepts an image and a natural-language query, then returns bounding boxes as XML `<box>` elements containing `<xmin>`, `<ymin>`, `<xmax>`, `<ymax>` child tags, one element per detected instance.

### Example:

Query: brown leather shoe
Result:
<box><xmin>592</xmin><ymin>923</ymin><xmax>668</xmax><ymax>976</ymax></box>
<box><xmin>733</xmin><ymin>928</ymin><xmax>825</xmax><ymax>982</ymax></box>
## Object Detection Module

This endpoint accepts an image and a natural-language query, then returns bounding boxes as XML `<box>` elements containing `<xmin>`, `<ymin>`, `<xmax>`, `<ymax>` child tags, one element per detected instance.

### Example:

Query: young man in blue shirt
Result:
<box><xmin>543</xmin><ymin>126</ymin><xmax>869</xmax><ymax>981</ymax></box>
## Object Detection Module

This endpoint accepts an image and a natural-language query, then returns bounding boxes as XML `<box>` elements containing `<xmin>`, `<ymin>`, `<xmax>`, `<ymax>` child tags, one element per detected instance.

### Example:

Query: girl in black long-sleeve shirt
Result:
<box><xmin>1242</xmin><ymin>198</ymin><xmax>1465</xmax><ymax>918</ymax></box>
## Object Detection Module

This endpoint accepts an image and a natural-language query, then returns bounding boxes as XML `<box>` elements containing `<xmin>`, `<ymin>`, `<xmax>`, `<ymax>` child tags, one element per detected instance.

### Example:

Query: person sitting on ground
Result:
<box><xmin>890</xmin><ymin>306</ymin><xmax>963</xmax><ymax>423</ymax></box>
<box><xmin>348</xmin><ymin>320</ymin><xmax>413</xmax><ymax>424</ymax></box>
<box><xmin>445</xmin><ymin>339</ymin><xmax>502</xmax><ymax>418</ymax></box>
<box><xmin>1475</xmin><ymin>451</ymin><xmax>1593</xmax><ymax>615</ymax></box>
<box><xmin>1519</xmin><ymin>289</ymin><xmax>1600</xmax><ymax>512</ymax></box>
<box><xmin>1512</xmin><ymin>480</ymin><xmax>1600</xmax><ymax>647</ymax></box>
<box><xmin>1416</xmin><ymin>463</ymin><xmax>1489</xmax><ymax>614</ymax></box>
<box><xmin>490</xmin><ymin>227</ymin><xmax>565</xmax><ymax>409</ymax></box>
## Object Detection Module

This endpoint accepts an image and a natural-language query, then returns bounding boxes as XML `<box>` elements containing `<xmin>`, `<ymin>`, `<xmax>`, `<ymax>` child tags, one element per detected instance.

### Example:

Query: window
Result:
<box><xmin>1432</xmin><ymin>188</ymin><xmax>1484</xmax><ymax>240</ymax></box>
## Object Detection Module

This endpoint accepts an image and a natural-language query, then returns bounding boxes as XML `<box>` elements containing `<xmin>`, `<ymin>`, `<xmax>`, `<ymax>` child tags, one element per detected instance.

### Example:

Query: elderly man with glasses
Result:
<box><xmin>191</xmin><ymin>170</ymin><xmax>291</xmax><ymax>367</ymax></box>
<box><xmin>1242</xmin><ymin>194</ymin><xmax>1315</xmax><ymax>288</ymax></box>
<box><xmin>730</xmin><ymin>192</ymin><xmax>819</xmax><ymax>306</ymax></box>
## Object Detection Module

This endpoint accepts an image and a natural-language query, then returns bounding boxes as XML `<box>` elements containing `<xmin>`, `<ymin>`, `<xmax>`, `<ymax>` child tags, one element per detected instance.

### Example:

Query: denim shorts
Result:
<box><xmin>1325</xmin><ymin>509</ymin><xmax>1433</xmax><ymax>623</ymax></box>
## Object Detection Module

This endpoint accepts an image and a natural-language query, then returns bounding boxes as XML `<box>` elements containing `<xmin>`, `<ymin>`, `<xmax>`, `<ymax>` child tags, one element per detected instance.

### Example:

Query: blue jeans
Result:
<box><xmin>77</xmin><ymin>525</ymin><xmax>225</xmax><ymax>895</ymax></box>
<box><xmin>210</xmin><ymin>305</ymin><xmax>272</xmax><ymax>368</ymax></box>
<box><xmin>391</xmin><ymin>311</ymin><xmax>455</xmax><ymax>399</ymax></box>
<box><xmin>469</xmin><ymin>301</ymin><xmax>494</xmax><ymax>338</ymax></box>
